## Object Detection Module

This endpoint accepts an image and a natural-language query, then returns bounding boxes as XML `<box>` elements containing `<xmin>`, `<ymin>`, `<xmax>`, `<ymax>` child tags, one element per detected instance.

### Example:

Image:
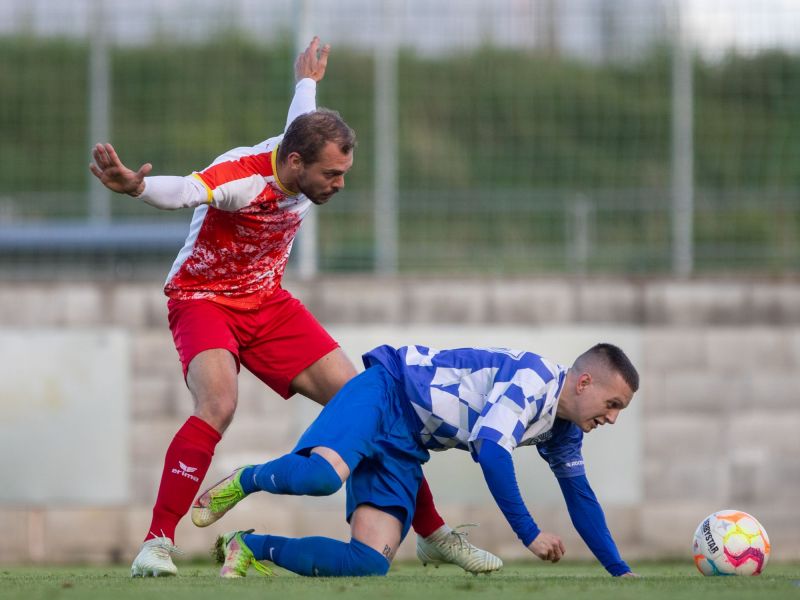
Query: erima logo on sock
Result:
<box><xmin>171</xmin><ymin>460</ymin><xmax>199</xmax><ymax>482</ymax></box>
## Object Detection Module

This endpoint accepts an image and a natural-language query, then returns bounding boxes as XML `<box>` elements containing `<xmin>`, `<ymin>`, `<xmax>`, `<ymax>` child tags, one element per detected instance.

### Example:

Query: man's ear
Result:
<box><xmin>287</xmin><ymin>151</ymin><xmax>304</xmax><ymax>170</ymax></box>
<box><xmin>577</xmin><ymin>372</ymin><xmax>592</xmax><ymax>393</ymax></box>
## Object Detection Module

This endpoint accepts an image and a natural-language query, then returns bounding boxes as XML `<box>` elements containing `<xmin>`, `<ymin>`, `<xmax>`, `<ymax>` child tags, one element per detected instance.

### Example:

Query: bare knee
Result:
<box><xmin>194</xmin><ymin>394</ymin><xmax>237</xmax><ymax>432</ymax></box>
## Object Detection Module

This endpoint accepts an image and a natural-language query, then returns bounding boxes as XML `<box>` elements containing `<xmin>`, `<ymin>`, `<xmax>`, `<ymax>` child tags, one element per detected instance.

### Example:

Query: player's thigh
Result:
<box><xmin>350</xmin><ymin>504</ymin><xmax>403</xmax><ymax>562</ymax></box>
<box><xmin>290</xmin><ymin>347</ymin><xmax>358</xmax><ymax>406</ymax></box>
<box><xmin>168</xmin><ymin>298</ymin><xmax>242</xmax><ymax>384</ymax></box>
<box><xmin>293</xmin><ymin>367</ymin><xmax>388</xmax><ymax>471</ymax></box>
<box><xmin>239</xmin><ymin>291</ymin><xmax>350</xmax><ymax>402</ymax></box>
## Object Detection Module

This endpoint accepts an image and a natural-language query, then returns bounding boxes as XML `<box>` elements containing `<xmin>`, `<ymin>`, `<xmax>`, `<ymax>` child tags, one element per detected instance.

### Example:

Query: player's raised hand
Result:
<box><xmin>295</xmin><ymin>36</ymin><xmax>330</xmax><ymax>82</ymax></box>
<box><xmin>89</xmin><ymin>143</ymin><xmax>152</xmax><ymax>197</ymax></box>
<box><xmin>528</xmin><ymin>532</ymin><xmax>566</xmax><ymax>563</ymax></box>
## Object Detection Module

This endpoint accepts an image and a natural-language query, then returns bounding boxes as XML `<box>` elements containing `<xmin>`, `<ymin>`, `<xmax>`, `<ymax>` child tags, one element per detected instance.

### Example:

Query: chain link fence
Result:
<box><xmin>1</xmin><ymin>0</ymin><xmax>799</xmax><ymax>278</ymax></box>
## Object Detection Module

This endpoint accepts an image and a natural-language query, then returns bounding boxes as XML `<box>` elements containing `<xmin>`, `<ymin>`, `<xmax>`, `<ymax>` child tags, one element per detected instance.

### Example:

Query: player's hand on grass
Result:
<box><xmin>528</xmin><ymin>532</ymin><xmax>566</xmax><ymax>563</ymax></box>
<box><xmin>295</xmin><ymin>36</ymin><xmax>330</xmax><ymax>82</ymax></box>
<box><xmin>619</xmin><ymin>571</ymin><xmax>641</xmax><ymax>578</ymax></box>
<box><xmin>90</xmin><ymin>143</ymin><xmax>152</xmax><ymax>197</ymax></box>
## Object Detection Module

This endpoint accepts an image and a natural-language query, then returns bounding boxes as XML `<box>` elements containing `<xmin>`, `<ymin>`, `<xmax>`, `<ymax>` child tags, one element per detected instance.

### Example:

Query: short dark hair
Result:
<box><xmin>574</xmin><ymin>343</ymin><xmax>639</xmax><ymax>392</ymax></box>
<box><xmin>277</xmin><ymin>108</ymin><xmax>356</xmax><ymax>165</ymax></box>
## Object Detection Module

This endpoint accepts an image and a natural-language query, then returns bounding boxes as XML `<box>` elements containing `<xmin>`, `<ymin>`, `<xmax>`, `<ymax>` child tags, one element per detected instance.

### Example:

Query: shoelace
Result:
<box><xmin>446</xmin><ymin>523</ymin><xmax>480</xmax><ymax>553</ymax></box>
<box><xmin>250</xmin><ymin>560</ymin><xmax>273</xmax><ymax>576</ymax></box>
<box><xmin>147</xmin><ymin>530</ymin><xmax>184</xmax><ymax>558</ymax></box>
<box><xmin>209</xmin><ymin>476</ymin><xmax>245</xmax><ymax>512</ymax></box>
<box><xmin>231</xmin><ymin>531</ymin><xmax>273</xmax><ymax>577</ymax></box>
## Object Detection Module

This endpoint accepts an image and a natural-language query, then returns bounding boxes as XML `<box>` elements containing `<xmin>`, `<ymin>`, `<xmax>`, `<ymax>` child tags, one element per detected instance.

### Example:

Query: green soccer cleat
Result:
<box><xmin>417</xmin><ymin>524</ymin><xmax>503</xmax><ymax>574</ymax></box>
<box><xmin>192</xmin><ymin>466</ymin><xmax>250</xmax><ymax>527</ymax></box>
<box><xmin>214</xmin><ymin>530</ymin><xmax>273</xmax><ymax>578</ymax></box>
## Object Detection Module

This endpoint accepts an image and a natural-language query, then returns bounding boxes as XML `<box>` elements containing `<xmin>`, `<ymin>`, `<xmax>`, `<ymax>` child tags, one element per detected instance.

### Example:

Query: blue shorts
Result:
<box><xmin>293</xmin><ymin>365</ymin><xmax>429</xmax><ymax>538</ymax></box>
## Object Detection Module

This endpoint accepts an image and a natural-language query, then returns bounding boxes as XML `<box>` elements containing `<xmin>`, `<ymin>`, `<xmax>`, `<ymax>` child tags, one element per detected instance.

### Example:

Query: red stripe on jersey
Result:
<box><xmin>197</xmin><ymin>151</ymin><xmax>274</xmax><ymax>190</ymax></box>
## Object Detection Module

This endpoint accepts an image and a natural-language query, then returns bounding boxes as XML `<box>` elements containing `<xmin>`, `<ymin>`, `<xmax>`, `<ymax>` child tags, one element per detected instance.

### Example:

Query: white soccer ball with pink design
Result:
<box><xmin>692</xmin><ymin>510</ymin><xmax>770</xmax><ymax>576</ymax></box>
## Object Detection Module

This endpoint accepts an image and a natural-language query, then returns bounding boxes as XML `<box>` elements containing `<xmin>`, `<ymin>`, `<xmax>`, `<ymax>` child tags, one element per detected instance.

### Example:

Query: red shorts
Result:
<box><xmin>167</xmin><ymin>288</ymin><xmax>339</xmax><ymax>399</ymax></box>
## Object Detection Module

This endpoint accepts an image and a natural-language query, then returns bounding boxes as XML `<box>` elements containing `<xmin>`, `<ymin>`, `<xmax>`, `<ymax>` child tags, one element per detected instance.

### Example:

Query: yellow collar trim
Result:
<box><xmin>271</xmin><ymin>143</ymin><xmax>298</xmax><ymax>196</ymax></box>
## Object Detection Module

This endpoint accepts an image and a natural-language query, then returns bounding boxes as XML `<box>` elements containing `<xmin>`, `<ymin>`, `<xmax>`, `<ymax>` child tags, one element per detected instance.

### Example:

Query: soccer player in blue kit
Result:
<box><xmin>194</xmin><ymin>342</ymin><xmax>640</xmax><ymax>578</ymax></box>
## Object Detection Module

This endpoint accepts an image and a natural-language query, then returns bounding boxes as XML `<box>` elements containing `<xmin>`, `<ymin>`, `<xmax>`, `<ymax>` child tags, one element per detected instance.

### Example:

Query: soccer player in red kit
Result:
<box><xmin>90</xmin><ymin>37</ymin><xmax>501</xmax><ymax>577</ymax></box>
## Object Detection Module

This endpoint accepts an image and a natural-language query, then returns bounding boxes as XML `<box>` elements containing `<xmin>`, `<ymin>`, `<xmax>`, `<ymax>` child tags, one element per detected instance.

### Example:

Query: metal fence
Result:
<box><xmin>1</xmin><ymin>0</ymin><xmax>799</xmax><ymax>278</ymax></box>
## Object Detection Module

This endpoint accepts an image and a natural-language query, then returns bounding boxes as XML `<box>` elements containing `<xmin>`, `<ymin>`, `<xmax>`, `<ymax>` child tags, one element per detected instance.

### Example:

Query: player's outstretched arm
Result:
<box><xmin>556</xmin><ymin>475</ymin><xmax>636</xmax><ymax>576</ymax></box>
<box><xmin>295</xmin><ymin>35</ymin><xmax>330</xmax><ymax>83</ymax></box>
<box><xmin>90</xmin><ymin>142</ymin><xmax>208</xmax><ymax>210</ymax></box>
<box><xmin>476</xmin><ymin>439</ymin><xmax>565</xmax><ymax>563</ymax></box>
<box><xmin>89</xmin><ymin>143</ymin><xmax>151</xmax><ymax>197</ymax></box>
<box><xmin>283</xmin><ymin>36</ymin><xmax>329</xmax><ymax>132</ymax></box>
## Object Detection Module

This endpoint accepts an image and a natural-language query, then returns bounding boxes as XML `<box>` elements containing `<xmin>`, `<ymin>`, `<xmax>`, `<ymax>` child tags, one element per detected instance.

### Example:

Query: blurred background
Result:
<box><xmin>0</xmin><ymin>0</ymin><xmax>798</xmax><ymax>568</ymax></box>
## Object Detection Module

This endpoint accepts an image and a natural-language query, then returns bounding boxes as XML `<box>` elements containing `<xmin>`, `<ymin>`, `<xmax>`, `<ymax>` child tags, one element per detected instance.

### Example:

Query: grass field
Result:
<box><xmin>1</xmin><ymin>561</ymin><xmax>799</xmax><ymax>600</ymax></box>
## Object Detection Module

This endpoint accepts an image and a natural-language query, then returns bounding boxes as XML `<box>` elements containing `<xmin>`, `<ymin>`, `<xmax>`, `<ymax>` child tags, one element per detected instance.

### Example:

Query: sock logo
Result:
<box><xmin>171</xmin><ymin>460</ymin><xmax>200</xmax><ymax>482</ymax></box>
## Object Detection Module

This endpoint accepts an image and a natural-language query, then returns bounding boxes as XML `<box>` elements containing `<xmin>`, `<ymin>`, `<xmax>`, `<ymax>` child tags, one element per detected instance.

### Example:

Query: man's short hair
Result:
<box><xmin>574</xmin><ymin>343</ymin><xmax>639</xmax><ymax>392</ymax></box>
<box><xmin>278</xmin><ymin>108</ymin><xmax>356</xmax><ymax>165</ymax></box>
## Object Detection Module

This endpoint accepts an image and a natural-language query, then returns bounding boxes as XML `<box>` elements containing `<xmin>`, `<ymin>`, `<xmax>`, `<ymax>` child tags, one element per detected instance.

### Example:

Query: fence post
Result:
<box><xmin>568</xmin><ymin>194</ymin><xmax>591</xmax><ymax>274</ymax></box>
<box><xmin>374</xmin><ymin>0</ymin><xmax>399</xmax><ymax>274</ymax></box>
<box><xmin>670</xmin><ymin>0</ymin><xmax>694</xmax><ymax>277</ymax></box>
<box><xmin>293</xmin><ymin>0</ymin><xmax>318</xmax><ymax>279</ymax></box>
<box><xmin>87</xmin><ymin>0</ymin><xmax>111</xmax><ymax>224</ymax></box>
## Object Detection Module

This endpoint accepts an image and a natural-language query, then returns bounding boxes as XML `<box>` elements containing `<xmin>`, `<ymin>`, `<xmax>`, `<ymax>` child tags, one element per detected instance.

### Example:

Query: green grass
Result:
<box><xmin>1</xmin><ymin>562</ymin><xmax>798</xmax><ymax>600</ymax></box>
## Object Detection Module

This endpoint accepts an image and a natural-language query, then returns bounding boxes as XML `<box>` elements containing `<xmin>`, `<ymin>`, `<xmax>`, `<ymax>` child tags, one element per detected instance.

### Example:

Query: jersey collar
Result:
<box><xmin>271</xmin><ymin>143</ymin><xmax>300</xmax><ymax>196</ymax></box>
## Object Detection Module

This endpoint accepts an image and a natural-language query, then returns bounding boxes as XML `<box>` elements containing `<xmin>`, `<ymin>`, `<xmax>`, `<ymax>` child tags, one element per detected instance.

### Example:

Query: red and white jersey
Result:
<box><xmin>164</xmin><ymin>136</ymin><xmax>311</xmax><ymax>309</ymax></box>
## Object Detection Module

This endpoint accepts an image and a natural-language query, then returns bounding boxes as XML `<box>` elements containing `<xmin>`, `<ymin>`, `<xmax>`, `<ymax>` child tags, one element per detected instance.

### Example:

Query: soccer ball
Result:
<box><xmin>692</xmin><ymin>510</ymin><xmax>770</xmax><ymax>576</ymax></box>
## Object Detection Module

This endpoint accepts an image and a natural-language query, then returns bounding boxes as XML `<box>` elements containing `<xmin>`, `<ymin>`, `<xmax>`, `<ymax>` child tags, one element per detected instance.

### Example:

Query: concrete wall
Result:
<box><xmin>0</xmin><ymin>277</ymin><xmax>798</xmax><ymax>566</ymax></box>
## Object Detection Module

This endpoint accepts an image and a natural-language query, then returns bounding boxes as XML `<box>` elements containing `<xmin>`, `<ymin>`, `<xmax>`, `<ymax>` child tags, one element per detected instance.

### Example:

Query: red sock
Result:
<box><xmin>145</xmin><ymin>416</ymin><xmax>221</xmax><ymax>542</ymax></box>
<box><xmin>412</xmin><ymin>476</ymin><xmax>446</xmax><ymax>537</ymax></box>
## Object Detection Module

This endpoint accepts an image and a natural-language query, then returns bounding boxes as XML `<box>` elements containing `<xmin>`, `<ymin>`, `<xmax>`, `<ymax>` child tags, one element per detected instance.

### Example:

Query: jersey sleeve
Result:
<box><xmin>285</xmin><ymin>78</ymin><xmax>317</xmax><ymax>132</ymax></box>
<box><xmin>478</xmin><ymin>439</ymin><xmax>540</xmax><ymax>546</ymax></box>
<box><xmin>558</xmin><ymin>474</ymin><xmax>631</xmax><ymax>576</ymax></box>
<box><xmin>192</xmin><ymin>146</ymin><xmax>277</xmax><ymax>212</ymax></box>
<box><xmin>138</xmin><ymin>175</ymin><xmax>209</xmax><ymax>210</ymax></box>
<box><xmin>536</xmin><ymin>419</ymin><xmax>586</xmax><ymax>478</ymax></box>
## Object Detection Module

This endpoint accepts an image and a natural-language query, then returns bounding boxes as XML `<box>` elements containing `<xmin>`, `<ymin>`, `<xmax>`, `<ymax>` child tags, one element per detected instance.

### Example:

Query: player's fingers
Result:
<box><xmin>136</xmin><ymin>163</ymin><xmax>153</xmax><ymax>179</ymax></box>
<box><xmin>92</xmin><ymin>143</ymin><xmax>109</xmax><ymax>167</ymax></box>
<box><xmin>304</xmin><ymin>35</ymin><xmax>318</xmax><ymax>59</ymax></box>
<box><xmin>558</xmin><ymin>539</ymin><xmax>566</xmax><ymax>555</ymax></box>
<box><xmin>105</xmin><ymin>143</ymin><xmax>123</xmax><ymax>167</ymax></box>
<box><xmin>89</xmin><ymin>163</ymin><xmax>102</xmax><ymax>178</ymax></box>
<box><xmin>317</xmin><ymin>44</ymin><xmax>330</xmax><ymax>68</ymax></box>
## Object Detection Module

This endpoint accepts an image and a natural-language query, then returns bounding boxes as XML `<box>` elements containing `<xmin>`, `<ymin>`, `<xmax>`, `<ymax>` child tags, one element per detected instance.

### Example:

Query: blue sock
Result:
<box><xmin>243</xmin><ymin>453</ymin><xmax>342</xmax><ymax>496</ymax></box>
<box><xmin>239</xmin><ymin>465</ymin><xmax>259</xmax><ymax>495</ymax></box>
<box><xmin>242</xmin><ymin>534</ymin><xmax>389</xmax><ymax>577</ymax></box>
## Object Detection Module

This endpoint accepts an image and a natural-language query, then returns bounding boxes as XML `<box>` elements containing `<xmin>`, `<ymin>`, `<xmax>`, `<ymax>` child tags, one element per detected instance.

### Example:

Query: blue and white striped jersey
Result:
<box><xmin>363</xmin><ymin>345</ymin><xmax>585</xmax><ymax>477</ymax></box>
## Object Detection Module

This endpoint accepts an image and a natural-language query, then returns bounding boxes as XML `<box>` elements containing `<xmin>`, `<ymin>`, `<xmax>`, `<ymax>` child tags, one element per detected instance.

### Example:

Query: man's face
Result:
<box><xmin>571</xmin><ymin>370</ymin><xmax>634</xmax><ymax>433</ymax></box>
<box><xmin>294</xmin><ymin>141</ymin><xmax>353</xmax><ymax>205</ymax></box>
